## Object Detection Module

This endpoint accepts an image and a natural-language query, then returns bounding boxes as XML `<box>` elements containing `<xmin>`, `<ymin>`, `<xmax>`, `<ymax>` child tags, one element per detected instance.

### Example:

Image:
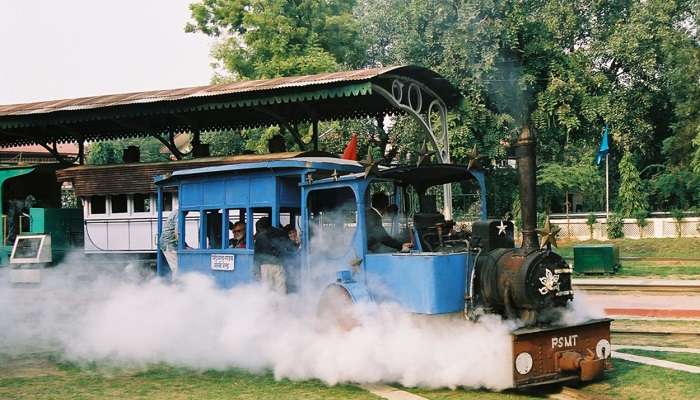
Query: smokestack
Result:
<box><xmin>515</xmin><ymin>124</ymin><xmax>539</xmax><ymax>250</ymax></box>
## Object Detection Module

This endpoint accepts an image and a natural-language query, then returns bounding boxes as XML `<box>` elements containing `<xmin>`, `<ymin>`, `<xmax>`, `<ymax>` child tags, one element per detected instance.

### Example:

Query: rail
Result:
<box><xmin>572</xmin><ymin>279</ymin><xmax>700</xmax><ymax>293</ymax></box>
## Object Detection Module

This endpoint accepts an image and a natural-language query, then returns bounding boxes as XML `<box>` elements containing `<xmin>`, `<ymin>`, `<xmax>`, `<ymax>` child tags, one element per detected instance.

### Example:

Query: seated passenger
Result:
<box><xmin>366</xmin><ymin>192</ymin><xmax>412</xmax><ymax>253</ymax></box>
<box><xmin>254</xmin><ymin>217</ymin><xmax>297</xmax><ymax>293</ymax></box>
<box><xmin>229</xmin><ymin>221</ymin><xmax>246</xmax><ymax>248</ymax></box>
<box><xmin>283</xmin><ymin>223</ymin><xmax>301</xmax><ymax>248</ymax></box>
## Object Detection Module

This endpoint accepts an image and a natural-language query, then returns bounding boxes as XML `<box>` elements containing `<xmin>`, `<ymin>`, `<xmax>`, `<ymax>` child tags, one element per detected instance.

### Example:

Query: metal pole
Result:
<box><xmin>605</xmin><ymin>153</ymin><xmax>610</xmax><ymax>220</ymax></box>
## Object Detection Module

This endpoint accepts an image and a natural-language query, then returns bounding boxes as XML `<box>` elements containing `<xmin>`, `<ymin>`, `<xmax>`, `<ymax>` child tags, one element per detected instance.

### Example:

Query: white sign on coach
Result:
<box><xmin>210</xmin><ymin>254</ymin><xmax>235</xmax><ymax>271</ymax></box>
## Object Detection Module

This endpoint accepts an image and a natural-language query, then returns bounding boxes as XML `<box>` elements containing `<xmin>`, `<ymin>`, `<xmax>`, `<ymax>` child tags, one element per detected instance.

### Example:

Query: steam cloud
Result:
<box><xmin>0</xmin><ymin>254</ymin><xmax>601</xmax><ymax>391</ymax></box>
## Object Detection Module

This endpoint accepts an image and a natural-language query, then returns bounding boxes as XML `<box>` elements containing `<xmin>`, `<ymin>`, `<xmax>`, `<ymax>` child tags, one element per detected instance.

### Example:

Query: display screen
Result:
<box><xmin>14</xmin><ymin>237</ymin><xmax>42</xmax><ymax>259</ymax></box>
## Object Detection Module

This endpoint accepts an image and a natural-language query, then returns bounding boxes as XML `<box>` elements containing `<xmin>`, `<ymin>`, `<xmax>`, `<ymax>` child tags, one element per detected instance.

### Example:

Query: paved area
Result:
<box><xmin>612</xmin><ymin>351</ymin><xmax>700</xmax><ymax>373</ymax></box>
<box><xmin>613</xmin><ymin>345</ymin><xmax>700</xmax><ymax>353</ymax></box>
<box><xmin>583</xmin><ymin>291</ymin><xmax>700</xmax><ymax>318</ymax></box>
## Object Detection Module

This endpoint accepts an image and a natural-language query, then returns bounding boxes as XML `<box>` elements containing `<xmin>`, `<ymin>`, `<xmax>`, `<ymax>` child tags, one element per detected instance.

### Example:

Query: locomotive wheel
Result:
<box><xmin>316</xmin><ymin>284</ymin><xmax>358</xmax><ymax>331</ymax></box>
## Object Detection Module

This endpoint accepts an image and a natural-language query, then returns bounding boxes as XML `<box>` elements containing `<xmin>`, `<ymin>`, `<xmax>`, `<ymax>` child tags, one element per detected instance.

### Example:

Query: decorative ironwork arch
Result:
<box><xmin>372</xmin><ymin>75</ymin><xmax>454</xmax><ymax>219</ymax></box>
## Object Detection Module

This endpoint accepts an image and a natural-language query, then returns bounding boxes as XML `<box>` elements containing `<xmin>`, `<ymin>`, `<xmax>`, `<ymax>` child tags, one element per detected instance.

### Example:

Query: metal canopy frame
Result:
<box><xmin>0</xmin><ymin>65</ymin><xmax>462</xmax><ymax>214</ymax></box>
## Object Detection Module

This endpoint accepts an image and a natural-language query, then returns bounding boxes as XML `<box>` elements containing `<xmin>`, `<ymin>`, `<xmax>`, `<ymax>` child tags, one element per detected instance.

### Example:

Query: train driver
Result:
<box><xmin>366</xmin><ymin>192</ymin><xmax>412</xmax><ymax>253</ymax></box>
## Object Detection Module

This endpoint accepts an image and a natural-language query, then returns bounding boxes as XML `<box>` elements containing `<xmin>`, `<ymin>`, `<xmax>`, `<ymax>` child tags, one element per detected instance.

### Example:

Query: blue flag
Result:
<box><xmin>596</xmin><ymin>126</ymin><xmax>609</xmax><ymax>165</ymax></box>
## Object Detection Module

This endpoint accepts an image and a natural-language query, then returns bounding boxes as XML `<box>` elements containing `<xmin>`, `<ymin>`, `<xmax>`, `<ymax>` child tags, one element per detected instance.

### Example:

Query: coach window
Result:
<box><xmin>307</xmin><ymin>187</ymin><xmax>357</xmax><ymax>259</ymax></box>
<box><xmin>111</xmin><ymin>194</ymin><xmax>128</xmax><ymax>214</ymax></box>
<box><xmin>181</xmin><ymin>210</ymin><xmax>201</xmax><ymax>249</ymax></box>
<box><xmin>203</xmin><ymin>209</ymin><xmax>224</xmax><ymax>249</ymax></box>
<box><xmin>90</xmin><ymin>195</ymin><xmax>106</xmax><ymax>215</ymax></box>
<box><xmin>133</xmin><ymin>193</ymin><xmax>151</xmax><ymax>213</ymax></box>
<box><xmin>162</xmin><ymin>192</ymin><xmax>174</xmax><ymax>211</ymax></box>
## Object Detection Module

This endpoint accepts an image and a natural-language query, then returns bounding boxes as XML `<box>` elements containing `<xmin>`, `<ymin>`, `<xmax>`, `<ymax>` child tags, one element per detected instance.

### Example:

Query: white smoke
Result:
<box><xmin>557</xmin><ymin>291</ymin><xmax>606</xmax><ymax>326</ymax></box>
<box><xmin>0</xmin><ymin>256</ymin><xmax>517</xmax><ymax>390</ymax></box>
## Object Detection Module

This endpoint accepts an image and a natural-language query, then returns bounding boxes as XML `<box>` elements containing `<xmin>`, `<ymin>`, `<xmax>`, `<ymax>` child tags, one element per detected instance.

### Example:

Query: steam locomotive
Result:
<box><xmin>151</xmin><ymin>124</ymin><xmax>611</xmax><ymax>388</ymax></box>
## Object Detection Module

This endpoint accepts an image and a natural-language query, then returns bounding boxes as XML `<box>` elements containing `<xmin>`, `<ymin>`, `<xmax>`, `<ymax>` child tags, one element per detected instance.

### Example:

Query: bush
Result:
<box><xmin>671</xmin><ymin>209</ymin><xmax>685</xmax><ymax>238</ymax></box>
<box><xmin>586</xmin><ymin>213</ymin><xmax>597</xmax><ymax>240</ymax></box>
<box><xmin>633</xmin><ymin>209</ymin><xmax>649</xmax><ymax>238</ymax></box>
<box><xmin>607</xmin><ymin>213</ymin><xmax>624</xmax><ymax>239</ymax></box>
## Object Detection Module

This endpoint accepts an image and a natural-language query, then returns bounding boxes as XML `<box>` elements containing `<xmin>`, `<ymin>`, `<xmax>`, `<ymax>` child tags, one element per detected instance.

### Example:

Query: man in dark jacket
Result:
<box><xmin>254</xmin><ymin>217</ymin><xmax>297</xmax><ymax>292</ymax></box>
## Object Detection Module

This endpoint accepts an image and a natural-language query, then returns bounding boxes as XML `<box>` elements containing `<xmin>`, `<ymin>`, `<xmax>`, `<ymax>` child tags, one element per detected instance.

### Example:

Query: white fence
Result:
<box><xmin>549</xmin><ymin>216</ymin><xmax>700</xmax><ymax>240</ymax></box>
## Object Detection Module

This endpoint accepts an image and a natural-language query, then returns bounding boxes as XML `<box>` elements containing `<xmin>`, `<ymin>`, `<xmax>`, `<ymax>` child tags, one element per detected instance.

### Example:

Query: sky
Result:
<box><xmin>0</xmin><ymin>0</ymin><xmax>215</xmax><ymax>105</ymax></box>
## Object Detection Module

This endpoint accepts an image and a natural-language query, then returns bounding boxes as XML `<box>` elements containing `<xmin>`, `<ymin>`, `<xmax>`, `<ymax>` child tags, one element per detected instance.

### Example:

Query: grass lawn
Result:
<box><xmin>405</xmin><ymin>359</ymin><xmax>700</xmax><ymax>400</ymax></box>
<box><xmin>2</xmin><ymin>353</ymin><xmax>699</xmax><ymax>400</ymax></box>
<box><xmin>557</xmin><ymin>238</ymin><xmax>700</xmax><ymax>279</ymax></box>
<box><xmin>0</xmin><ymin>354</ymin><xmax>380</xmax><ymax>400</ymax></box>
<box><xmin>403</xmin><ymin>387</ymin><xmax>540</xmax><ymax>399</ymax></box>
<box><xmin>615</xmin><ymin>348</ymin><xmax>700</xmax><ymax>367</ymax></box>
<box><xmin>578</xmin><ymin>359</ymin><xmax>700</xmax><ymax>400</ymax></box>
<box><xmin>558</xmin><ymin>237</ymin><xmax>700</xmax><ymax>259</ymax></box>
<box><xmin>585</xmin><ymin>262</ymin><xmax>700</xmax><ymax>279</ymax></box>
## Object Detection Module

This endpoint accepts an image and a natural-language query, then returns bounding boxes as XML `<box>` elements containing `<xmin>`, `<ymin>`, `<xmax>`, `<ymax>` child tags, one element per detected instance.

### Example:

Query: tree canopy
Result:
<box><xmin>179</xmin><ymin>0</ymin><xmax>700</xmax><ymax>214</ymax></box>
<box><xmin>185</xmin><ymin>0</ymin><xmax>367</xmax><ymax>80</ymax></box>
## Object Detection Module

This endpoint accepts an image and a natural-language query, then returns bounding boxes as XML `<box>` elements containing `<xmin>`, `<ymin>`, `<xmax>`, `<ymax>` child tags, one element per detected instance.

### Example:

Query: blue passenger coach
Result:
<box><xmin>155</xmin><ymin>156</ymin><xmax>487</xmax><ymax>315</ymax></box>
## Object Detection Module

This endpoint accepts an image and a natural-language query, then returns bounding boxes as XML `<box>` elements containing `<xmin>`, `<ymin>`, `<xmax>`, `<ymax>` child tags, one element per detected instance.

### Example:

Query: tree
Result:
<box><xmin>355</xmin><ymin>0</ymin><xmax>700</xmax><ymax>213</ymax></box>
<box><xmin>537</xmin><ymin>160</ymin><xmax>602</xmax><ymax>213</ymax></box>
<box><xmin>617</xmin><ymin>152</ymin><xmax>648</xmax><ymax>217</ymax></box>
<box><xmin>650</xmin><ymin>167</ymin><xmax>700</xmax><ymax>210</ymax></box>
<box><xmin>186</xmin><ymin>0</ymin><xmax>367</xmax><ymax>80</ymax></box>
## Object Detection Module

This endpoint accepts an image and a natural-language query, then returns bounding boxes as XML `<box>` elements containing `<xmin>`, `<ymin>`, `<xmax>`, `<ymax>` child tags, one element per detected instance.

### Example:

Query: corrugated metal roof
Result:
<box><xmin>0</xmin><ymin>66</ymin><xmax>400</xmax><ymax>116</ymax></box>
<box><xmin>0</xmin><ymin>65</ymin><xmax>462</xmax><ymax>148</ymax></box>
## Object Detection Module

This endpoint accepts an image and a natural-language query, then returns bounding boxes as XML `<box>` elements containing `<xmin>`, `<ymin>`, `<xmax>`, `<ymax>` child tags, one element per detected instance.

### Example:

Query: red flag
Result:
<box><xmin>341</xmin><ymin>134</ymin><xmax>358</xmax><ymax>160</ymax></box>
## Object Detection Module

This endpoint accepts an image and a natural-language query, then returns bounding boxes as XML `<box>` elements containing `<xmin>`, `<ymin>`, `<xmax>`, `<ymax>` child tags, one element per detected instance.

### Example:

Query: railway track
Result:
<box><xmin>572</xmin><ymin>280</ymin><xmax>700</xmax><ymax>294</ymax></box>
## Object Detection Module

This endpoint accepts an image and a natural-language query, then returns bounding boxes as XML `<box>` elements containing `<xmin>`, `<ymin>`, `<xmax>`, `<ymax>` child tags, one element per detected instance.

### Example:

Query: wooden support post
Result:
<box><xmin>312</xmin><ymin>120</ymin><xmax>319</xmax><ymax>151</ymax></box>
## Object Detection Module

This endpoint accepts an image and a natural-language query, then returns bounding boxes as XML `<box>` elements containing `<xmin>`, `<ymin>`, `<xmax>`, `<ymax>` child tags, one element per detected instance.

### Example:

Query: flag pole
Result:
<box><xmin>605</xmin><ymin>152</ymin><xmax>610</xmax><ymax>219</ymax></box>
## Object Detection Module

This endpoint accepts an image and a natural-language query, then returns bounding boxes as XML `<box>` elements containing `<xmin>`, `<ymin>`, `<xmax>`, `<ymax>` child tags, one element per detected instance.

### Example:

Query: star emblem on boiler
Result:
<box><xmin>497</xmin><ymin>220</ymin><xmax>507</xmax><ymax>236</ymax></box>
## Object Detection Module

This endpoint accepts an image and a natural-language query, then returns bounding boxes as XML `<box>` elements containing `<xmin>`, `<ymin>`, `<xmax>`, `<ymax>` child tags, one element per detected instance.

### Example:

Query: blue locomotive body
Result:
<box><xmin>155</xmin><ymin>157</ymin><xmax>487</xmax><ymax>315</ymax></box>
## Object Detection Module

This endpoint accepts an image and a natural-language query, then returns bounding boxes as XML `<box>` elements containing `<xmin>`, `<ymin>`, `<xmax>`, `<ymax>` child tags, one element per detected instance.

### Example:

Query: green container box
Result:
<box><xmin>573</xmin><ymin>244</ymin><xmax>620</xmax><ymax>274</ymax></box>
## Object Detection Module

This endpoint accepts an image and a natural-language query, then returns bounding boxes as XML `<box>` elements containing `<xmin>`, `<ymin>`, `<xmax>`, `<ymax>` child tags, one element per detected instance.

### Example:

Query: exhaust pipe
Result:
<box><xmin>515</xmin><ymin>124</ymin><xmax>539</xmax><ymax>251</ymax></box>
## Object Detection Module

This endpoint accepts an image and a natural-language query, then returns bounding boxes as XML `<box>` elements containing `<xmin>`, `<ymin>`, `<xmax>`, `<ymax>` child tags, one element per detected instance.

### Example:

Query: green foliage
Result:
<box><xmin>617</xmin><ymin>152</ymin><xmax>649</xmax><ymax>216</ymax></box>
<box><xmin>586</xmin><ymin>213</ymin><xmax>598</xmax><ymax>227</ymax></box>
<box><xmin>537</xmin><ymin>159</ymin><xmax>602</xmax><ymax>212</ymax></box>
<box><xmin>183</xmin><ymin>0</ymin><xmax>700</xmax><ymax>216</ymax></box>
<box><xmin>586</xmin><ymin>213</ymin><xmax>597</xmax><ymax>239</ymax></box>
<box><xmin>186</xmin><ymin>0</ymin><xmax>366</xmax><ymax>80</ymax></box>
<box><xmin>671</xmin><ymin>208</ymin><xmax>686</xmax><ymax>237</ymax></box>
<box><xmin>692</xmin><ymin>130</ymin><xmax>700</xmax><ymax>174</ymax></box>
<box><xmin>607</xmin><ymin>213</ymin><xmax>624</xmax><ymax>239</ymax></box>
<box><xmin>486</xmin><ymin>168</ymin><xmax>519</xmax><ymax>218</ymax></box>
<box><xmin>650</xmin><ymin>167</ymin><xmax>700</xmax><ymax>210</ymax></box>
<box><xmin>86</xmin><ymin>137</ymin><xmax>169</xmax><ymax>165</ymax></box>
<box><xmin>633</xmin><ymin>209</ymin><xmax>649</xmax><ymax>237</ymax></box>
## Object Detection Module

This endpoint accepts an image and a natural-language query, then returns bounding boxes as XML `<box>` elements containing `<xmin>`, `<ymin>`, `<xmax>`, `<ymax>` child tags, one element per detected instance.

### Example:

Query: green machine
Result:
<box><xmin>0</xmin><ymin>164</ymin><xmax>83</xmax><ymax>267</ymax></box>
<box><xmin>573</xmin><ymin>244</ymin><xmax>620</xmax><ymax>274</ymax></box>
